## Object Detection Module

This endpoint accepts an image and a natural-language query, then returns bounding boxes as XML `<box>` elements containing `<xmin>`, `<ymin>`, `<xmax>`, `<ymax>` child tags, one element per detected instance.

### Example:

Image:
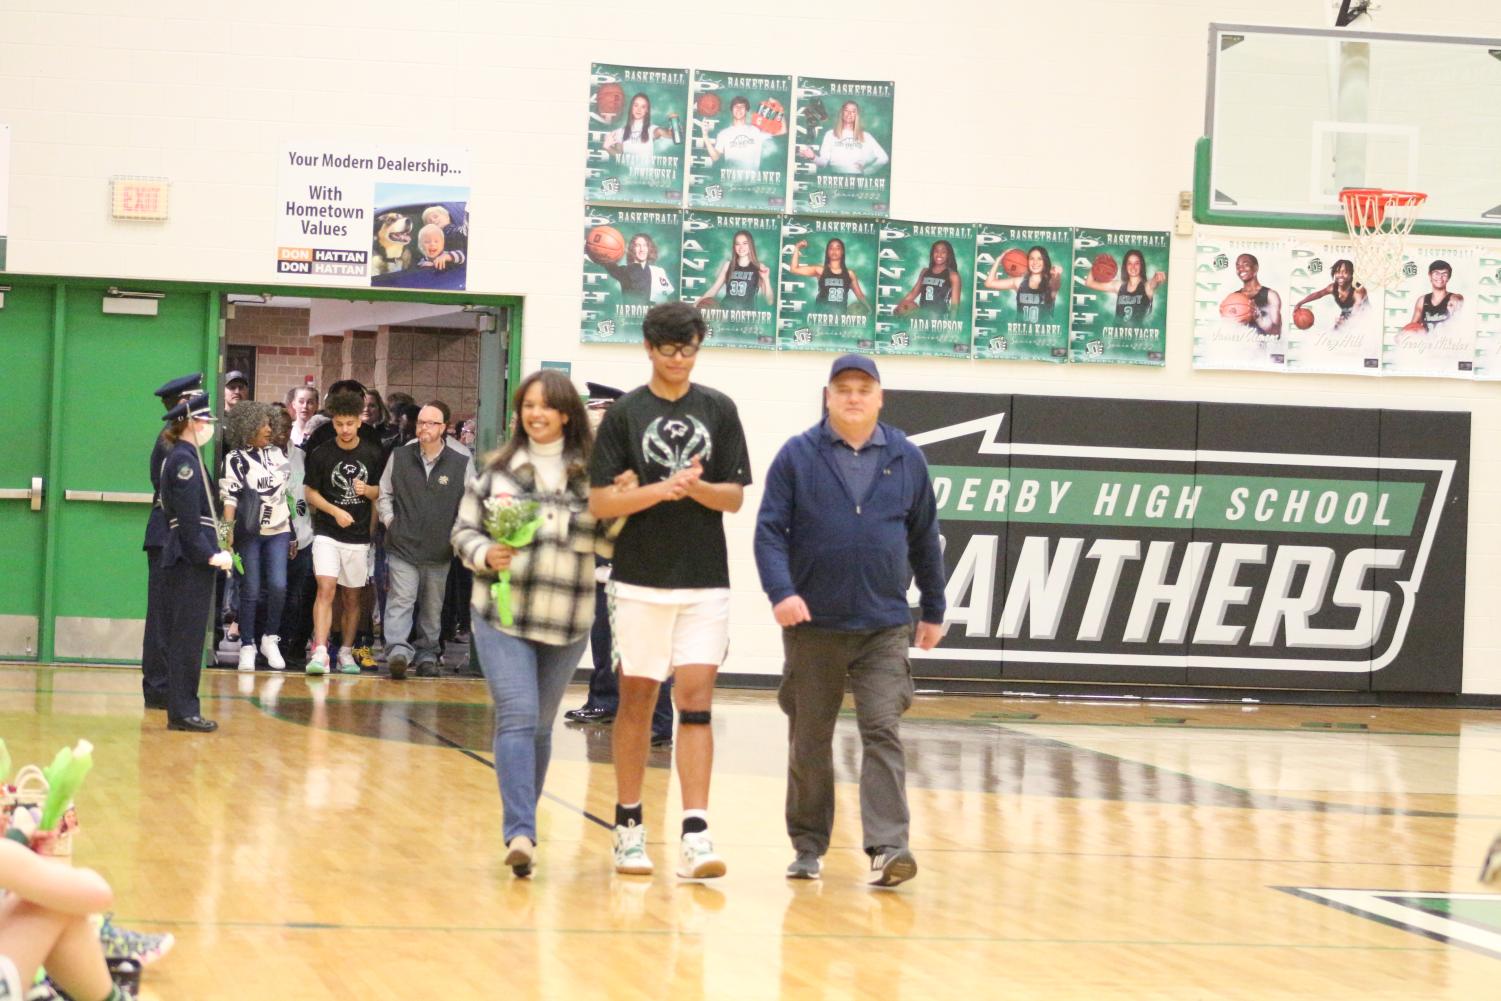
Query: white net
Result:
<box><xmin>1340</xmin><ymin>189</ymin><xmax>1426</xmax><ymax>290</ymax></box>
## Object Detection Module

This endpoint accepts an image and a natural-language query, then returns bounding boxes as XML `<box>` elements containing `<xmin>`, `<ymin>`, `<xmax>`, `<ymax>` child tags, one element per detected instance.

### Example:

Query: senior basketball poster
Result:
<box><xmin>874</xmin><ymin>221</ymin><xmax>976</xmax><ymax>358</ymax></box>
<box><xmin>1069</xmin><ymin>229</ymin><xmax>1168</xmax><ymax>366</ymax></box>
<box><xmin>580</xmin><ymin>205</ymin><xmax>682</xmax><ymax>343</ymax></box>
<box><xmin>1190</xmin><ymin>235</ymin><xmax>1287</xmax><ymax>372</ymax></box>
<box><xmin>776</xmin><ymin>215</ymin><xmax>878</xmax><ymax>353</ymax></box>
<box><xmin>973</xmin><ymin>225</ymin><xmax>1072</xmax><ymax>363</ymax></box>
<box><xmin>687</xmin><ymin>71</ymin><xmax>791</xmax><ymax>213</ymax></box>
<box><xmin>679</xmin><ymin>211</ymin><xmax>779</xmax><ymax>350</ymax></box>
<box><xmin>1381</xmin><ymin>246</ymin><xmax>1478</xmax><ymax>379</ymax></box>
<box><xmin>585</xmin><ymin>64</ymin><xmax>689</xmax><ymax>207</ymax></box>
<box><xmin>1284</xmin><ymin>241</ymin><xmax>1383</xmax><ymax>376</ymax></box>
<box><xmin>1474</xmin><ymin>250</ymin><xmax>1501</xmax><ymax>381</ymax></box>
<box><xmin>790</xmin><ymin>77</ymin><xmax>894</xmax><ymax>218</ymax></box>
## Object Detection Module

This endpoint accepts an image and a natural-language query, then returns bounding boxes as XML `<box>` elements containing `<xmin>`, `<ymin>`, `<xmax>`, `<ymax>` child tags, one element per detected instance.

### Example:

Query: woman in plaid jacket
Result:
<box><xmin>452</xmin><ymin>369</ymin><xmax>616</xmax><ymax>877</ymax></box>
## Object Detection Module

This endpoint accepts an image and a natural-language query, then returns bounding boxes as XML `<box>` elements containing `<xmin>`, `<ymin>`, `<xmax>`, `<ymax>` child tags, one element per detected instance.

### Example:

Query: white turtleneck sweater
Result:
<box><xmin>524</xmin><ymin>436</ymin><xmax>567</xmax><ymax>492</ymax></box>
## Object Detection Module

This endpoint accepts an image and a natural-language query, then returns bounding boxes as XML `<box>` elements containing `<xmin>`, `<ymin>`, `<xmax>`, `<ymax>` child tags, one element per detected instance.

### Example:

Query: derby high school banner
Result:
<box><xmin>885</xmin><ymin>390</ymin><xmax>1468</xmax><ymax>693</ymax></box>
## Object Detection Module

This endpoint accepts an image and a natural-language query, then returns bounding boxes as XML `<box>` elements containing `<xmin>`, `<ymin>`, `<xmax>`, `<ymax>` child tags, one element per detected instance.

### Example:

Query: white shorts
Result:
<box><xmin>607</xmin><ymin>583</ymin><xmax>730</xmax><ymax>682</ymax></box>
<box><xmin>0</xmin><ymin>955</ymin><xmax>21</xmax><ymax>1001</ymax></box>
<box><xmin>312</xmin><ymin>536</ymin><xmax>372</xmax><ymax>588</ymax></box>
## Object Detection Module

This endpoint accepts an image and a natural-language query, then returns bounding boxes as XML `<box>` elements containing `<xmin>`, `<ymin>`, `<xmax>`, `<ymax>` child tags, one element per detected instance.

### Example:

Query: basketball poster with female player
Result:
<box><xmin>580</xmin><ymin>204</ymin><xmax>683</xmax><ymax>343</ymax></box>
<box><xmin>776</xmin><ymin>214</ymin><xmax>878</xmax><ymax>353</ymax></box>
<box><xmin>1284</xmin><ymin>242</ymin><xmax>1382</xmax><ymax>376</ymax></box>
<box><xmin>1190</xmin><ymin>235</ymin><xmax>1285</xmax><ymax>372</ymax></box>
<box><xmin>1070</xmin><ymin>228</ymin><xmax>1169</xmax><ymax>366</ymax></box>
<box><xmin>791</xmin><ymin>77</ymin><xmax>894</xmax><ymax>218</ymax></box>
<box><xmin>687</xmin><ymin>70</ymin><xmax>792</xmax><ymax>213</ymax></box>
<box><xmin>874</xmin><ymin>221</ymin><xmax>976</xmax><ymax>358</ymax></box>
<box><xmin>1473</xmin><ymin>250</ymin><xmax>1501</xmax><ymax>381</ymax></box>
<box><xmin>973</xmin><ymin>225</ymin><xmax>1072</xmax><ymax>363</ymax></box>
<box><xmin>1381</xmin><ymin>247</ymin><xmax>1478</xmax><ymax>379</ymax></box>
<box><xmin>585</xmin><ymin>63</ymin><xmax>689</xmax><ymax>207</ymax></box>
<box><xmin>679</xmin><ymin>210</ymin><xmax>779</xmax><ymax>350</ymax></box>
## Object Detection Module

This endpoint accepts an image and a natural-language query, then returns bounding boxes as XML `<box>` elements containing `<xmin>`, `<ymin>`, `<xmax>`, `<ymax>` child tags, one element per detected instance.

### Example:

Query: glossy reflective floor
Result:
<box><xmin>4</xmin><ymin>665</ymin><xmax>1501</xmax><ymax>999</ymax></box>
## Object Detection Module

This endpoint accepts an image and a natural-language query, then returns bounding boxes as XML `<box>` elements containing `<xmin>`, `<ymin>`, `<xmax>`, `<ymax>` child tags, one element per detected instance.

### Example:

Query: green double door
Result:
<box><xmin>0</xmin><ymin>281</ymin><xmax>213</xmax><ymax>663</ymax></box>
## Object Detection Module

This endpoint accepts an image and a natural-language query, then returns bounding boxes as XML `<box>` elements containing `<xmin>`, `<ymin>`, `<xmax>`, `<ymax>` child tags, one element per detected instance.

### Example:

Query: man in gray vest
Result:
<box><xmin>378</xmin><ymin>401</ymin><xmax>473</xmax><ymax>679</ymax></box>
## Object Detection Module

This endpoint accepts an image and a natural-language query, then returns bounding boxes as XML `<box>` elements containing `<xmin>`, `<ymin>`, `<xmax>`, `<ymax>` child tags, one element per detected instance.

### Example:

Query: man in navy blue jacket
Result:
<box><xmin>754</xmin><ymin>354</ymin><xmax>946</xmax><ymax>888</ymax></box>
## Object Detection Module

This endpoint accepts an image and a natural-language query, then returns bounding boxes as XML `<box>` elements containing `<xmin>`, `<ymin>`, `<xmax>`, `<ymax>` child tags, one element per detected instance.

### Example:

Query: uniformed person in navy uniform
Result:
<box><xmin>158</xmin><ymin>393</ymin><xmax>233</xmax><ymax>732</ymax></box>
<box><xmin>141</xmin><ymin>373</ymin><xmax>203</xmax><ymax>711</ymax></box>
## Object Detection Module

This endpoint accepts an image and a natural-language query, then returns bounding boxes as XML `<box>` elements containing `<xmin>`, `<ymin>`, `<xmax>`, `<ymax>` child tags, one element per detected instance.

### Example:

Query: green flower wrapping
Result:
<box><xmin>483</xmin><ymin>495</ymin><xmax>543</xmax><ymax>627</ymax></box>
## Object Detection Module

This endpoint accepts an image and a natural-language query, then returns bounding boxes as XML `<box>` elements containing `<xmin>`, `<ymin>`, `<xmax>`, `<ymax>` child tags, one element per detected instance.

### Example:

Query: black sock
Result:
<box><xmin>682</xmin><ymin>816</ymin><xmax>708</xmax><ymax>836</ymax></box>
<box><xmin>615</xmin><ymin>803</ymin><xmax>643</xmax><ymax>828</ymax></box>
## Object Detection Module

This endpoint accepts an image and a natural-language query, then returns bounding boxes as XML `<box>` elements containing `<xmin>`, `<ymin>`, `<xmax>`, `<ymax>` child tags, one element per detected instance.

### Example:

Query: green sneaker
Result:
<box><xmin>305</xmin><ymin>649</ymin><xmax>329</xmax><ymax>675</ymax></box>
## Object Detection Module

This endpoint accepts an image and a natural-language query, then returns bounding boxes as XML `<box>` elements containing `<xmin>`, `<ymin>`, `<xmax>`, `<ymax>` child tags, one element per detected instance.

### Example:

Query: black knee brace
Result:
<box><xmin>679</xmin><ymin>709</ymin><xmax>712</xmax><ymax>726</ymax></box>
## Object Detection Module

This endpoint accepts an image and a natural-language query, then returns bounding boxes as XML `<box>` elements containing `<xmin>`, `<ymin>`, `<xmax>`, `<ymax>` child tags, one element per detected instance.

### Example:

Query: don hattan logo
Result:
<box><xmin>886</xmin><ymin>391</ymin><xmax>1467</xmax><ymax>683</ymax></box>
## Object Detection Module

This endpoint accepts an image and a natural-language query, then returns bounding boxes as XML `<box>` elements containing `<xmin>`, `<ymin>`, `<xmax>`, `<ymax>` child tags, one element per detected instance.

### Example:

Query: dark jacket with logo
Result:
<box><xmin>158</xmin><ymin>439</ymin><xmax>219</xmax><ymax>568</ymax></box>
<box><xmin>384</xmin><ymin>441</ymin><xmax>470</xmax><ymax>564</ymax></box>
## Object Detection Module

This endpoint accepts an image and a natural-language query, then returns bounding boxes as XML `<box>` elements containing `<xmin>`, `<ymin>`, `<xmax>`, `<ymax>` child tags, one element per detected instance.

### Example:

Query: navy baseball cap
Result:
<box><xmin>162</xmin><ymin>393</ymin><xmax>216</xmax><ymax>423</ymax></box>
<box><xmin>829</xmin><ymin>354</ymin><xmax>880</xmax><ymax>382</ymax></box>
<box><xmin>224</xmin><ymin>370</ymin><xmax>249</xmax><ymax>387</ymax></box>
<box><xmin>154</xmin><ymin>373</ymin><xmax>203</xmax><ymax>400</ymax></box>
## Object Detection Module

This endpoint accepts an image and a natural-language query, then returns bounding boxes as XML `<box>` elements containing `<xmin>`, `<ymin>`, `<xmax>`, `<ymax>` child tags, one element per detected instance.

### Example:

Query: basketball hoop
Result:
<box><xmin>1339</xmin><ymin>188</ymin><xmax>1426</xmax><ymax>289</ymax></box>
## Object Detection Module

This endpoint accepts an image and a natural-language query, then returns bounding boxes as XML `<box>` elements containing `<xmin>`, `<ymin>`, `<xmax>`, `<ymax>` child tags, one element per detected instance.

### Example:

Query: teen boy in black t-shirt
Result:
<box><xmin>588</xmin><ymin>302</ymin><xmax>752</xmax><ymax>880</ymax></box>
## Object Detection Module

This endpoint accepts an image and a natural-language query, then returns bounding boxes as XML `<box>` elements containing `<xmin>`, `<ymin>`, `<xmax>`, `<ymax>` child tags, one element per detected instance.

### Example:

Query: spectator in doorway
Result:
<box><xmin>222</xmin><ymin>400</ymin><xmax>292</xmax><ymax>672</ymax></box>
<box><xmin>378</xmin><ymin>402</ymin><xmax>473</xmax><ymax>679</ymax></box>
<box><xmin>287</xmin><ymin>385</ymin><xmax>319</xmax><ymax>447</ymax></box>
<box><xmin>270</xmin><ymin>406</ymin><xmax>315</xmax><ymax>665</ymax></box>
<box><xmin>224</xmin><ymin>370</ymin><xmax>250</xmax><ymax>406</ymax></box>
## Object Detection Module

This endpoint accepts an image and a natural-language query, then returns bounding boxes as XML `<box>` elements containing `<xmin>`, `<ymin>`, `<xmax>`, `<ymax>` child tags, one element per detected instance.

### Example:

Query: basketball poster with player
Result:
<box><xmin>1381</xmin><ymin>247</ymin><xmax>1478</xmax><ymax>379</ymax></box>
<box><xmin>679</xmin><ymin>210</ymin><xmax>779</xmax><ymax>350</ymax></box>
<box><xmin>1473</xmin><ymin>250</ymin><xmax>1501</xmax><ymax>381</ymax></box>
<box><xmin>1070</xmin><ymin>228</ymin><xmax>1169</xmax><ymax>366</ymax></box>
<box><xmin>790</xmin><ymin>77</ymin><xmax>894</xmax><ymax>218</ymax></box>
<box><xmin>776</xmin><ymin>214</ymin><xmax>878</xmax><ymax>353</ymax></box>
<box><xmin>1190</xmin><ymin>235</ymin><xmax>1286</xmax><ymax>372</ymax></box>
<box><xmin>585</xmin><ymin>63</ymin><xmax>689</xmax><ymax>207</ymax></box>
<box><xmin>874</xmin><ymin>221</ymin><xmax>976</xmax><ymax>358</ymax></box>
<box><xmin>687</xmin><ymin>70</ymin><xmax>792</xmax><ymax>212</ymax></box>
<box><xmin>1284</xmin><ymin>241</ymin><xmax>1383</xmax><ymax>376</ymax></box>
<box><xmin>580</xmin><ymin>204</ymin><xmax>683</xmax><ymax>343</ymax></box>
<box><xmin>973</xmin><ymin>225</ymin><xmax>1072</xmax><ymax>363</ymax></box>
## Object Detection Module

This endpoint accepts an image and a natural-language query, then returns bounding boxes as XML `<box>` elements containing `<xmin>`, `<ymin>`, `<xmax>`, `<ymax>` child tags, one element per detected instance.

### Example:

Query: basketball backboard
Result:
<box><xmin>1202</xmin><ymin>23</ymin><xmax>1501</xmax><ymax>236</ymax></box>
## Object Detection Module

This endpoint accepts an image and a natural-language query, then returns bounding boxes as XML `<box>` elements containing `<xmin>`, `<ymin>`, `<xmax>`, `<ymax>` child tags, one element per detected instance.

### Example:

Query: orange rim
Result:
<box><xmin>1339</xmin><ymin>188</ymin><xmax>1428</xmax><ymax>227</ymax></box>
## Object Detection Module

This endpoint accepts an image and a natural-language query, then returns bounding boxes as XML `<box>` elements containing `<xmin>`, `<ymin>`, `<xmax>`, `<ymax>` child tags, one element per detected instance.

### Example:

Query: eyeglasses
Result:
<box><xmin>416</xmin><ymin>420</ymin><xmax>445</xmax><ymax>427</ymax></box>
<box><xmin>653</xmin><ymin>343</ymin><xmax>700</xmax><ymax>358</ymax></box>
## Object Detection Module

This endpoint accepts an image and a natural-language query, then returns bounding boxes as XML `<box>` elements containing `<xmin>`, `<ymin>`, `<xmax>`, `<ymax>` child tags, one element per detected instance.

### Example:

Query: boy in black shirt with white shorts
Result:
<box><xmin>589</xmin><ymin>302</ymin><xmax>752</xmax><ymax>879</ymax></box>
<box><xmin>304</xmin><ymin>389</ymin><xmax>387</xmax><ymax>675</ymax></box>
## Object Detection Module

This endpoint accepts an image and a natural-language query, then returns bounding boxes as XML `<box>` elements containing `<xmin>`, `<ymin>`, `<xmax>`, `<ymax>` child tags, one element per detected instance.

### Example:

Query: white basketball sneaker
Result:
<box><xmin>260</xmin><ymin>634</ymin><xmax>286</xmax><ymax>671</ymax></box>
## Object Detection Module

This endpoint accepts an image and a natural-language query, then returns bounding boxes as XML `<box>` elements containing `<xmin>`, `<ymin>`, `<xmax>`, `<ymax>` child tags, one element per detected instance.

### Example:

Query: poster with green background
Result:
<box><xmin>1069</xmin><ymin>228</ymin><xmax>1169</xmax><ymax>366</ymax></box>
<box><xmin>579</xmin><ymin>204</ymin><xmax>682</xmax><ymax>344</ymax></box>
<box><xmin>680</xmin><ymin>210</ymin><xmax>779</xmax><ymax>350</ymax></box>
<box><xmin>791</xmin><ymin>77</ymin><xmax>893</xmax><ymax>218</ymax></box>
<box><xmin>973</xmin><ymin>225</ymin><xmax>1073</xmax><ymax>363</ymax></box>
<box><xmin>777</xmin><ymin>215</ymin><xmax>878</xmax><ymax>352</ymax></box>
<box><xmin>688</xmin><ymin>70</ymin><xmax>791</xmax><ymax>213</ymax></box>
<box><xmin>585</xmin><ymin>63</ymin><xmax>689</xmax><ymax>207</ymax></box>
<box><xmin>874</xmin><ymin>221</ymin><xmax>976</xmax><ymax>357</ymax></box>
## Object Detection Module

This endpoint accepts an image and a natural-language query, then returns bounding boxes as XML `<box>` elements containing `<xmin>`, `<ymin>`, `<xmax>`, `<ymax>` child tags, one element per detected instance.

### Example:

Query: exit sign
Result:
<box><xmin>110</xmin><ymin>177</ymin><xmax>170</xmax><ymax>221</ymax></box>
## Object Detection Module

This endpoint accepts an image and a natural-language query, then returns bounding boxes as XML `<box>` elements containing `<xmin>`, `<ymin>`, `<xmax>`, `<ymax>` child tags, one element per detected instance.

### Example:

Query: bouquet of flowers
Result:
<box><xmin>483</xmin><ymin>494</ymin><xmax>543</xmax><ymax>627</ymax></box>
<box><xmin>216</xmin><ymin>523</ymin><xmax>245</xmax><ymax>574</ymax></box>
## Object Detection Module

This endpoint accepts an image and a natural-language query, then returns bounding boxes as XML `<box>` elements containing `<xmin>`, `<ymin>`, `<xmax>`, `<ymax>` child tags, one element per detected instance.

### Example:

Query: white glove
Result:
<box><xmin>209</xmin><ymin>550</ymin><xmax>234</xmax><ymax>571</ymax></box>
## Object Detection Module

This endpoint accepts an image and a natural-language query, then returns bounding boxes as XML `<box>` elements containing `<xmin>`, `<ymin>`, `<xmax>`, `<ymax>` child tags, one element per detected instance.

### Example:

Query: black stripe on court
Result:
<box><xmin>403</xmin><ymin>715</ymin><xmax>612</xmax><ymax>831</ymax></box>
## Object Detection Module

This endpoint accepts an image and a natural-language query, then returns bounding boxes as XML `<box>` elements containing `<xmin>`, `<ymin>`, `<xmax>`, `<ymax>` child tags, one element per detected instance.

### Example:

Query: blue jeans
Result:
<box><xmin>237</xmin><ymin>531</ymin><xmax>290</xmax><ymax>647</ymax></box>
<box><xmin>472</xmin><ymin>616</ymin><xmax>588</xmax><ymax>843</ymax></box>
<box><xmin>384</xmin><ymin>554</ymin><xmax>449</xmax><ymax>665</ymax></box>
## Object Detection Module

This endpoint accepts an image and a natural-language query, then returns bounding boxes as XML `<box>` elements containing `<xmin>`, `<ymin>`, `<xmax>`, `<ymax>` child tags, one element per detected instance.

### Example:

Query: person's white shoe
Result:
<box><xmin>306</xmin><ymin>648</ymin><xmax>329</xmax><ymax>676</ymax></box>
<box><xmin>677</xmin><ymin>831</ymin><xmax>726</xmax><ymax>880</ymax></box>
<box><xmin>237</xmin><ymin>645</ymin><xmax>257</xmax><ymax>671</ymax></box>
<box><xmin>612</xmin><ymin>822</ymin><xmax>653</xmax><ymax>875</ymax></box>
<box><xmin>260</xmin><ymin>634</ymin><xmax>286</xmax><ymax>671</ymax></box>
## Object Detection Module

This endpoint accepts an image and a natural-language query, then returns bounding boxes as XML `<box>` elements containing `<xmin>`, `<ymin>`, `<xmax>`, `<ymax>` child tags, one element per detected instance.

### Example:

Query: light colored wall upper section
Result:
<box><xmin>4</xmin><ymin>1</ymin><xmax>1501</xmax><ymax>690</ymax></box>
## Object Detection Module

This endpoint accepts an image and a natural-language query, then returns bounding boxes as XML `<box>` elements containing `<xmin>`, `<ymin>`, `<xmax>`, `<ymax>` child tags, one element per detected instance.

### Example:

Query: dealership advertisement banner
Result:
<box><xmin>585</xmin><ymin>63</ymin><xmax>689</xmax><ymax>207</ymax></box>
<box><xmin>1191</xmin><ymin>234</ymin><xmax>1285</xmax><ymax>371</ymax></box>
<box><xmin>790</xmin><ymin>77</ymin><xmax>893</xmax><ymax>218</ymax></box>
<box><xmin>1285</xmin><ymin>240</ymin><xmax>1383</xmax><ymax>375</ymax></box>
<box><xmin>874</xmin><ymin>220</ymin><xmax>975</xmax><ymax>357</ymax></box>
<box><xmin>776</xmin><ymin>215</ymin><xmax>878</xmax><ymax>353</ymax></box>
<box><xmin>1475</xmin><ymin>249</ymin><xmax>1501</xmax><ymax>381</ymax></box>
<box><xmin>276</xmin><ymin>144</ymin><xmax>470</xmax><ymax>290</ymax></box>
<box><xmin>580</xmin><ymin>205</ymin><xmax>682</xmax><ymax>344</ymax></box>
<box><xmin>1381</xmin><ymin>246</ymin><xmax>1478</xmax><ymax>379</ymax></box>
<box><xmin>680</xmin><ymin>210</ymin><xmax>779</xmax><ymax>350</ymax></box>
<box><xmin>688</xmin><ymin>70</ymin><xmax>791</xmax><ymax>212</ymax></box>
<box><xmin>883</xmin><ymin>389</ymin><xmax>1467</xmax><ymax>693</ymax></box>
<box><xmin>973</xmin><ymin>225</ymin><xmax>1072</xmax><ymax>363</ymax></box>
<box><xmin>1070</xmin><ymin>228</ymin><xmax>1168</xmax><ymax>366</ymax></box>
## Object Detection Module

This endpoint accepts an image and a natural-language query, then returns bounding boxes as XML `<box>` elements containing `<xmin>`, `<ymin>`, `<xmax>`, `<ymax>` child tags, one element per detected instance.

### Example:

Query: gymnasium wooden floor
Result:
<box><xmin>5</xmin><ymin>664</ymin><xmax>1501</xmax><ymax>999</ymax></box>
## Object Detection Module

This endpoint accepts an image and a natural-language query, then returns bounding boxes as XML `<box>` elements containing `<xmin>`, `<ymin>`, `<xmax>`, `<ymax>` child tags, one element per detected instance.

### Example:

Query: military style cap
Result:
<box><xmin>585</xmin><ymin>382</ymin><xmax>624</xmax><ymax>407</ymax></box>
<box><xmin>154</xmin><ymin>373</ymin><xmax>203</xmax><ymax>400</ymax></box>
<box><xmin>162</xmin><ymin>393</ymin><xmax>217</xmax><ymax>423</ymax></box>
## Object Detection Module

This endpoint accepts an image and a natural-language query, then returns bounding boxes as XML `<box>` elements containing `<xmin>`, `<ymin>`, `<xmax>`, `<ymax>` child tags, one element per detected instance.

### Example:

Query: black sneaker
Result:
<box><xmin>388</xmin><ymin>653</ymin><xmax>409</xmax><ymax>681</ymax></box>
<box><xmin>868</xmin><ymin>847</ymin><xmax>917</xmax><ymax>887</ymax></box>
<box><xmin>650</xmin><ymin>732</ymin><xmax>673</xmax><ymax>747</ymax></box>
<box><xmin>565</xmin><ymin>706</ymin><xmax>616</xmax><ymax>724</ymax></box>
